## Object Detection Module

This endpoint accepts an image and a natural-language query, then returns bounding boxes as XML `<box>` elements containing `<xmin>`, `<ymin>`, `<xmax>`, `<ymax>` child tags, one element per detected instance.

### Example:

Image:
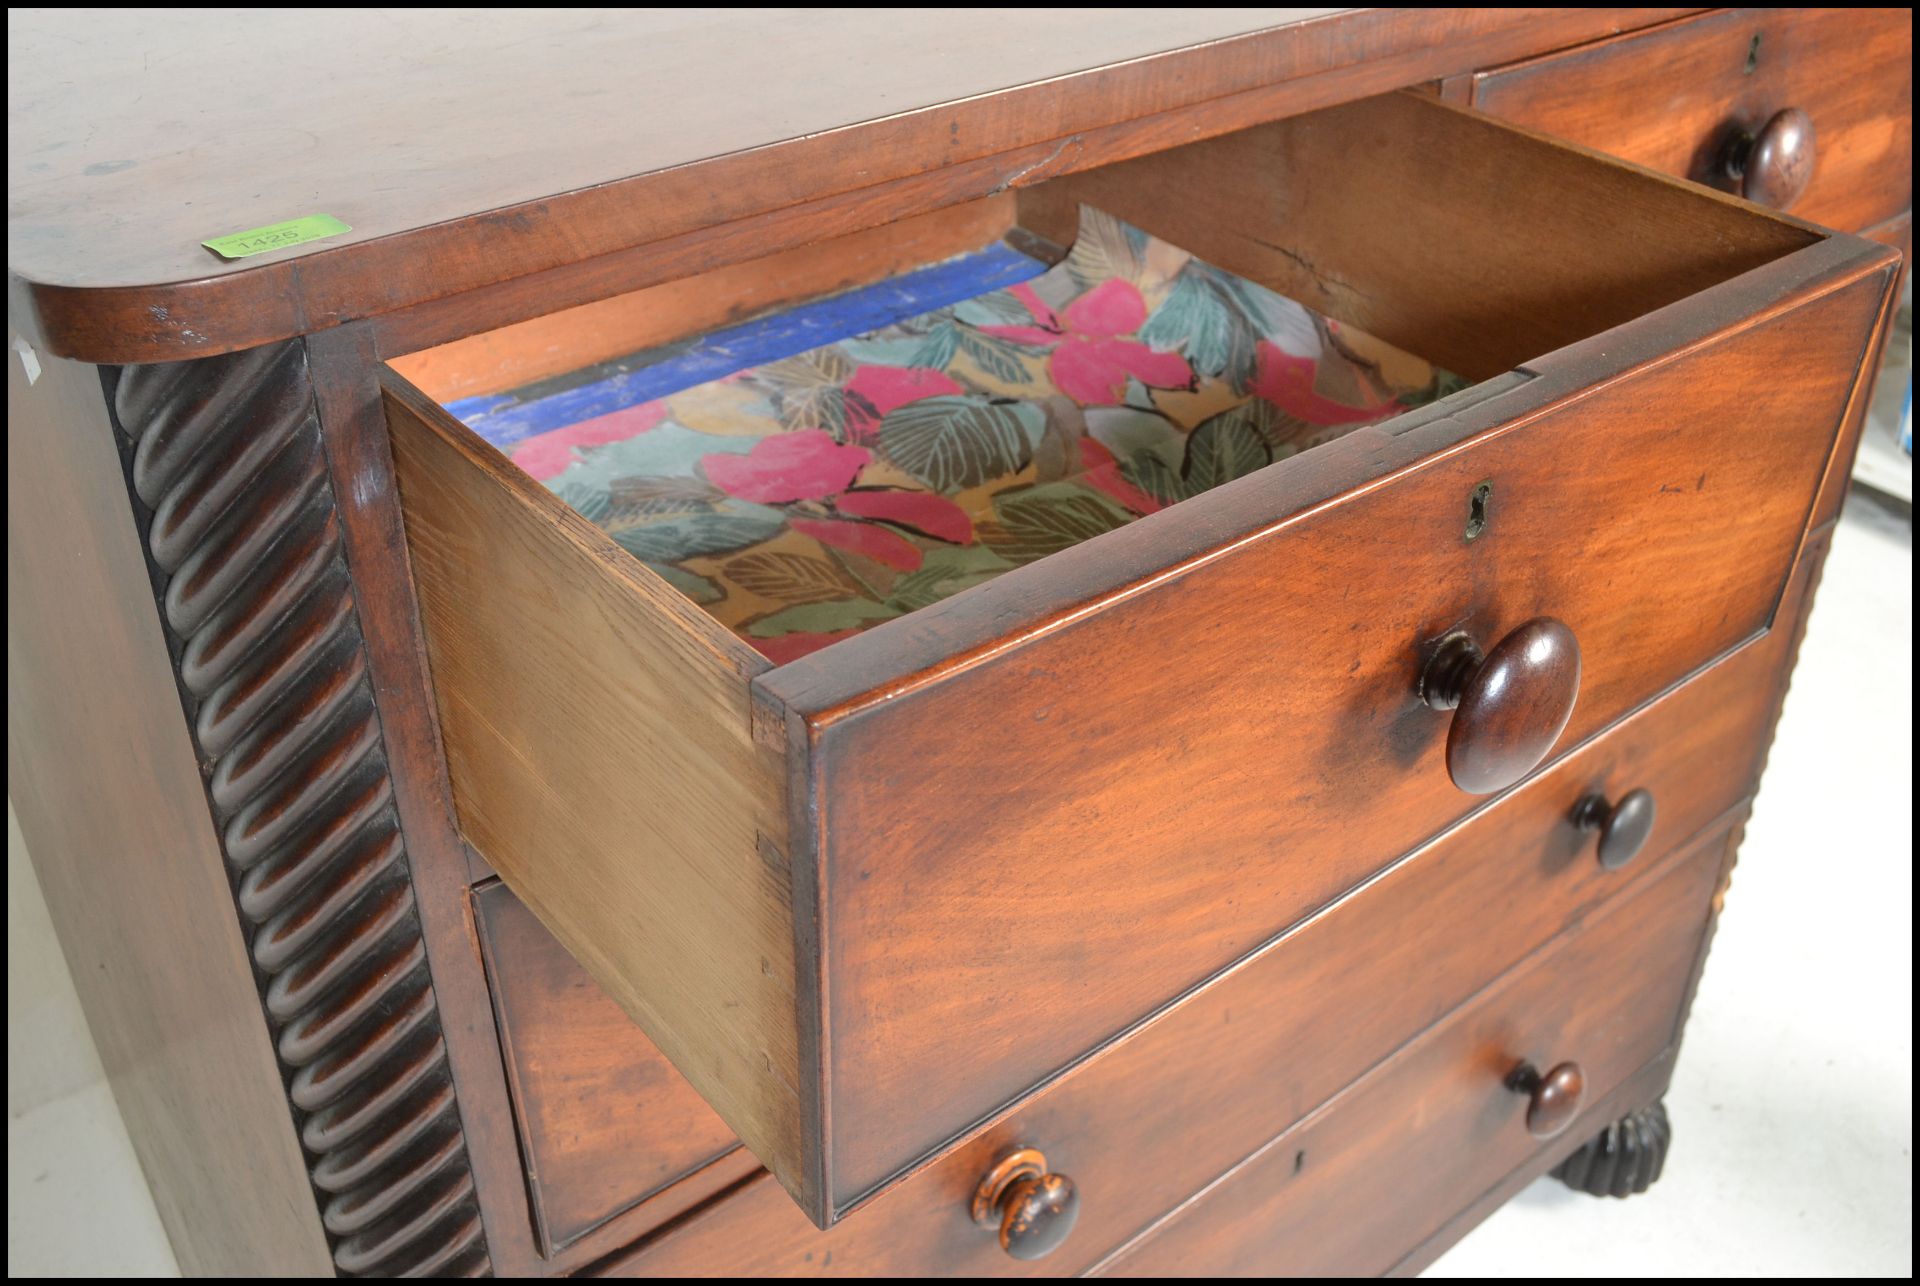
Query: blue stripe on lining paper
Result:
<box><xmin>451</xmin><ymin>242</ymin><xmax>1048</xmax><ymax>450</ymax></box>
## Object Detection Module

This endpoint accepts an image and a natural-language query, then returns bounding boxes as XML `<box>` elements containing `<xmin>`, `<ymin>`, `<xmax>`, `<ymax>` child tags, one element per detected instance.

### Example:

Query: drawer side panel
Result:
<box><xmin>382</xmin><ymin>377</ymin><xmax>811</xmax><ymax>1207</ymax></box>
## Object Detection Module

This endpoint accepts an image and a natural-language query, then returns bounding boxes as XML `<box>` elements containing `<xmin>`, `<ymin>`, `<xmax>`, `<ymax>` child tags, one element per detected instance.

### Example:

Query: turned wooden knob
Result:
<box><xmin>1728</xmin><ymin>107</ymin><xmax>1816</xmax><ymax>209</ymax></box>
<box><xmin>1509</xmin><ymin>1061</ymin><xmax>1586</xmax><ymax>1139</ymax></box>
<box><xmin>1573</xmin><ymin>787</ymin><xmax>1657</xmax><ymax>870</ymax></box>
<box><xmin>970</xmin><ymin>1146</ymin><xmax>1079</xmax><ymax>1261</ymax></box>
<box><xmin>1420</xmin><ymin>618</ymin><xmax>1581</xmax><ymax>795</ymax></box>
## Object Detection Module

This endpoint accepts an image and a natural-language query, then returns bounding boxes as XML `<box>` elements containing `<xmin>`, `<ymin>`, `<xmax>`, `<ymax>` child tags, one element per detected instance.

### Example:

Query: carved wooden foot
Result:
<box><xmin>1552</xmin><ymin>1099</ymin><xmax>1671</xmax><ymax>1198</ymax></box>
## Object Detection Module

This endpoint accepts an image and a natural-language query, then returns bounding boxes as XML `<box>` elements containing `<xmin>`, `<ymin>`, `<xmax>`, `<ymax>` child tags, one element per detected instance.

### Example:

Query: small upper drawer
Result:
<box><xmin>383</xmin><ymin>92</ymin><xmax>1895</xmax><ymax>1226</ymax></box>
<box><xmin>1472</xmin><ymin>8</ymin><xmax>1913</xmax><ymax>231</ymax></box>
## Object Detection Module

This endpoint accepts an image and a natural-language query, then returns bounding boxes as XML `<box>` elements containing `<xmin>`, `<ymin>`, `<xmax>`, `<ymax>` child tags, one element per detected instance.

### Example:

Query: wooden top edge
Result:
<box><xmin>757</xmin><ymin>230</ymin><xmax>1894</xmax><ymax>724</ymax></box>
<box><xmin>6</xmin><ymin>8</ymin><xmax>1698</xmax><ymax>363</ymax></box>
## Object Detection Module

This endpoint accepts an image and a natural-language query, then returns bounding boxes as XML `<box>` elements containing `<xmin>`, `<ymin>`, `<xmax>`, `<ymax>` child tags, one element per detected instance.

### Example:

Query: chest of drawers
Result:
<box><xmin>8</xmin><ymin>8</ymin><xmax>1908</xmax><ymax>1277</ymax></box>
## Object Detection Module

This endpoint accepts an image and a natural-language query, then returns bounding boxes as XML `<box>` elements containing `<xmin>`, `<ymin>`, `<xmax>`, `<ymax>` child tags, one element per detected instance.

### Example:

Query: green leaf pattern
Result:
<box><xmin>508</xmin><ymin>205</ymin><xmax>1459</xmax><ymax>662</ymax></box>
<box><xmin>879</xmin><ymin>397</ymin><xmax>1048</xmax><ymax>492</ymax></box>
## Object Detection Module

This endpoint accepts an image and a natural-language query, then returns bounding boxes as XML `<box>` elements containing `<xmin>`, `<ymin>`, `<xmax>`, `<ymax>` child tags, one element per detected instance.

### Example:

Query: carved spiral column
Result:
<box><xmin>109</xmin><ymin>341</ymin><xmax>490</xmax><ymax>1277</ymax></box>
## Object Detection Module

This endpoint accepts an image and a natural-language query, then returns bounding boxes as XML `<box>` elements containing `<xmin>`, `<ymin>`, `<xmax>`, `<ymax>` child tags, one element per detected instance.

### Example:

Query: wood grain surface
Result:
<box><xmin>1093</xmin><ymin>832</ymin><xmax>1727</xmax><ymax>1276</ymax></box>
<box><xmin>572</xmin><ymin>488</ymin><xmax>1836</xmax><ymax>1275</ymax></box>
<box><xmin>8</xmin><ymin>8</ymin><xmax>1908</xmax><ymax>1276</ymax></box>
<box><xmin>6</xmin><ymin>9</ymin><xmax>1696</xmax><ymax>362</ymax></box>
<box><xmin>1810</xmin><ymin>212</ymin><xmax>1910</xmax><ymax>532</ymax></box>
<box><xmin>1391</xmin><ymin>517</ymin><xmax>1843</xmax><ymax>1278</ymax></box>
<box><xmin>473</xmin><ymin>881</ymin><xmax>744</xmax><ymax>1258</ymax></box>
<box><xmin>6</xmin><ymin>341</ymin><xmax>333</xmax><ymax>1275</ymax></box>
<box><xmin>1472</xmin><ymin>8</ymin><xmax>1913</xmax><ymax>233</ymax></box>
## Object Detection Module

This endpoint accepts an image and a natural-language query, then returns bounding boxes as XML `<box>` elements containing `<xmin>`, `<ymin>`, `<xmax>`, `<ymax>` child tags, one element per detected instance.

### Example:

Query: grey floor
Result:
<box><xmin>8</xmin><ymin>442</ymin><xmax>1913</xmax><ymax>1276</ymax></box>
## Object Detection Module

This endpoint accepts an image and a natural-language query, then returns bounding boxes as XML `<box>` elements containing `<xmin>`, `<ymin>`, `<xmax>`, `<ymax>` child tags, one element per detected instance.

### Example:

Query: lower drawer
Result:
<box><xmin>1094</xmin><ymin>828</ymin><xmax>1727</xmax><ymax>1277</ymax></box>
<box><xmin>472</xmin><ymin>884</ymin><xmax>750</xmax><ymax>1259</ymax></box>
<box><xmin>1471</xmin><ymin>8</ymin><xmax>1912</xmax><ymax>231</ymax></box>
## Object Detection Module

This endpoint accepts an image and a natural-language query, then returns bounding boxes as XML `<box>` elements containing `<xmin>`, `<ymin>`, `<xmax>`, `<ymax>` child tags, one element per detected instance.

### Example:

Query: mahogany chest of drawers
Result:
<box><xmin>7</xmin><ymin>8</ymin><xmax>1909</xmax><ymax>1277</ymax></box>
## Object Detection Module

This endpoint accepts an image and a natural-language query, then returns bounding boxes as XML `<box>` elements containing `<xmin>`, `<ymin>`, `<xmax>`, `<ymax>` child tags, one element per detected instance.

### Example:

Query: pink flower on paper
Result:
<box><xmin>1248</xmin><ymin>342</ymin><xmax>1397</xmax><ymax>426</ymax></box>
<box><xmin>983</xmin><ymin>278</ymin><xmax>1193</xmax><ymax>407</ymax></box>
<box><xmin>512</xmin><ymin>399</ymin><xmax>670</xmax><ymax>480</ymax></box>
<box><xmin>1063</xmin><ymin>278</ymin><xmax>1147</xmax><ymax>335</ymax></box>
<box><xmin>790</xmin><ymin>516</ymin><xmax>923</xmax><ymax>571</ymax></box>
<box><xmin>697</xmin><ymin>429</ymin><xmax>977</xmax><ymax>573</ymax></box>
<box><xmin>702</xmin><ymin>430</ymin><xmax>871</xmax><ymax>503</ymax></box>
<box><xmin>844</xmin><ymin>366</ymin><xmax>964</xmax><ymax>438</ymax></box>
<box><xmin>978</xmin><ymin>282</ymin><xmax>1064</xmax><ymax>346</ymax></box>
<box><xmin>750</xmin><ymin>629</ymin><xmax>864</xmax><ymax>664</ymax></box>
<box><xmin>833</xmin><ymin>489</ymin><xmax>973</xmax><ymax>544</ymax></box>
<box><xmin>1050</xmin><ymin>337</ymin><xmax>1193</xmax><ymax>407</ymax></box>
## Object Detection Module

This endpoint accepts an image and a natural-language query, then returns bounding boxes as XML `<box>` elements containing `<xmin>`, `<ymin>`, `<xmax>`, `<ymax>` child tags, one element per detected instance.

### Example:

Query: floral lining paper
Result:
<box><xmin>459</xmin><ymin>208</ymin><xmax>1463</xmax><ymax>663</ymax></box>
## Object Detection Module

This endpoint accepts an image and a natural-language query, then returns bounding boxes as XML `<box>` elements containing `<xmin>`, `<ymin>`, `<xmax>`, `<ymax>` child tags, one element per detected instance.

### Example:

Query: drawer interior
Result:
<box><xmin>390</xmin><ymin>92</ymin><xmax>1815</xmax><ymax>665</ymax></box>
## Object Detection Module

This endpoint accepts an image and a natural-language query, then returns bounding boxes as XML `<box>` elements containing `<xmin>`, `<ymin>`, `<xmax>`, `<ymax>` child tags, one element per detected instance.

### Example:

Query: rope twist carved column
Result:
<box><xmin>110</xmin><ymin>341</ymin><xmax>490</xmax><ymax>1277</ymax></box>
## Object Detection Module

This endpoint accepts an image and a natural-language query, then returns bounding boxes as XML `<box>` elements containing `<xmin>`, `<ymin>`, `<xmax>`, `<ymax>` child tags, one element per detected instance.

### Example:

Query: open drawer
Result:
<box><xmin>381</xmin><ymin>92</ymin><xmax>1895</xmax><ymax>1226</ymax></box>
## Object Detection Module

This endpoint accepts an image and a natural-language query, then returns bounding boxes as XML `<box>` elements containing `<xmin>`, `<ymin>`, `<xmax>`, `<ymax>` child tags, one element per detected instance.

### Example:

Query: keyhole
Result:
<box><xmin>1745</xmin><ymin>33</ymin><xmax>1761</xmax><ymax>75</ymax></box>
<box><xmin>1466</xmin><ymin>481</ymin><xmax>1493</xmax><ymax>542</ymax></box>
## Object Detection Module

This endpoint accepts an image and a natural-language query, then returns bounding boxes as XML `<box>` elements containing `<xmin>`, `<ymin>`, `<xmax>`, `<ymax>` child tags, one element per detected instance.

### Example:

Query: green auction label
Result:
<box><xmin>202</xmin><ymin>214</ymin><xmax>351</xmax><ymax>260</ymax></box>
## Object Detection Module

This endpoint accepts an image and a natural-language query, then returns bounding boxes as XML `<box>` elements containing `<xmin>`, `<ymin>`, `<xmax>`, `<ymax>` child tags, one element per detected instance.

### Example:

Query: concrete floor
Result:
<box><xmin>7</xmin><ymin>496</ymin><xmax>1912</xmax><ymax>1278</ymax></box>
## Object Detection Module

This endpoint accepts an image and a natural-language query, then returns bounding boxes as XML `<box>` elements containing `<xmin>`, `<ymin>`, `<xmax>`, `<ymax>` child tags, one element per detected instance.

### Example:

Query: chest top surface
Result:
<box><xmin>7</xmin><ymin>10</ymin><xmax>1324</xmax><ymax>284</ymax></box>
<box><xmin>6</xmin><ymin>8</ymin><xmax>1696</xmax><ymax>362</ymax></box>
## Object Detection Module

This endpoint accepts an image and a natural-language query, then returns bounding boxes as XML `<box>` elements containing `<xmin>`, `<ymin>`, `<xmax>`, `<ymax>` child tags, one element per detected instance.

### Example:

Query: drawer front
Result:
<box><xmin>1472</xmin><ymin>9</ymin><xmax>1912</xmax><ymax>232</ymax></box>
<box><xmin>788</xmin><ymin>268</ymin><xmax>1878</xmax><ymax>1204</ymax></box>
<box><xmin>602</xmin><ymin>540</ymin><xmax>1817</xmax><ymax>1277</ymax></box>
<box><xmin>1096</xmin><ymin>829</ymin><xmax>1727</xmax><ymax>1277</ymax></box>
<box><xmin>472</xmin><ymin>883</ymin><xmax>748</xmax><ymax>1259</ymax></box>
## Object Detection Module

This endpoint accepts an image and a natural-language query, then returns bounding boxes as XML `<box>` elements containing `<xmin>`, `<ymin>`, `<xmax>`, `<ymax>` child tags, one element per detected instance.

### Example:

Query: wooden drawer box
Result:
<box><xmin>1471</xmin><ymin>8</ymin><xmax>1913</xmax><ymax>232</ymax></box>
<box><xmin>474</xmin><ymin>518</ymin><xmax>1824</xmax><ymax>1274</ymax></box>
<box><xmin>383</xmin><ymin>91</ymin><xmax>1896</xmax><ymax>1225</ymax></box>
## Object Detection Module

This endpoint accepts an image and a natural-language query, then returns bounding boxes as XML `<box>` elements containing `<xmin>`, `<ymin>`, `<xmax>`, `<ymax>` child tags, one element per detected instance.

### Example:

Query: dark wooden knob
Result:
<box><xmin>1420</xmin><ymin>618</ymin><xmax>1581</xmax><ymax>795</ymax></box>
<box><xmin>1508</xmin><ymin>1060</ymin><xmax>1586</xmax><ymax>1139</ymax></box>
<box><xmin>1728</xmin><ymin>107</ymin><xmax>1816</xmax><ymax>209</ymax></box>
<box><xmin>971</xmin><ymin>1146</ymin><xmax>1079</xmax><ymax>1261</ymax></box>
<box><xmin>1573</xmin><ymin>787</ymin><xmax>1657</xmax><ymax>870</ymax></box>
